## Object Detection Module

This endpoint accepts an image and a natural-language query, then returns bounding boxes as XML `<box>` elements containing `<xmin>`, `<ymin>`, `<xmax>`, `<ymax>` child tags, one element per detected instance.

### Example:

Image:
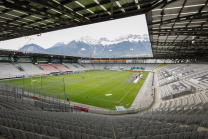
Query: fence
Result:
<box><xmin>0</xmin><ymin>83</ymin><xmax>81</xmax><ymax>113</ymax></box>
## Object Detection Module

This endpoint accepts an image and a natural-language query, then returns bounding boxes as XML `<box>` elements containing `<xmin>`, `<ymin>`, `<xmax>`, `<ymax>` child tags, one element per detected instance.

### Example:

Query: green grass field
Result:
<box><xmin>1</xmin><ymin>70</ymin><xmax>149</xmax><ymax>109</ymax></box>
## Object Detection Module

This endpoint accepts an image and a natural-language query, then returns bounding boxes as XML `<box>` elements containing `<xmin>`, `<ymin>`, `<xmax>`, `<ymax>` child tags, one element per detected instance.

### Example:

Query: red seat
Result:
<box><xmin>40</xmin><ymin>64</ymin><xmax>57</xmax><ymax>72</ymax></box>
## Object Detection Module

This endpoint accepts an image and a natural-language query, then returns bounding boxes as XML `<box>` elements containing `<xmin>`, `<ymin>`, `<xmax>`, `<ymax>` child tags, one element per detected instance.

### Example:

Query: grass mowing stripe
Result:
<box><xmin>71</xmin><ymin>71</ymin><xmax>127</xmax><ymax>97</ymax></box>
<box><xmin>0</xmin><ymin>71</ymin><xmax>148</xmax><ymax>109</ymax></box>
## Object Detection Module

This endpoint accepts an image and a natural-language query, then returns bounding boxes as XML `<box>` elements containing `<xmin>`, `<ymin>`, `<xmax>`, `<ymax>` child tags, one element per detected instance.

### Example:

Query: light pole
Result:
<box><xmin>23</xmin><ymin>37</ymin><xmax>34</xmax><ymax>51</ymax></box>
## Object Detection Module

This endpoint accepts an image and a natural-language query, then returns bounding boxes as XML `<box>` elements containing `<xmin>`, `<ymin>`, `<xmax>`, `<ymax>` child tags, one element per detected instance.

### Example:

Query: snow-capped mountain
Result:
<box><xmin>72</xmin><ymin>34</ymin><xmax>149</xmax><ymax>46</ymax></box>
<box><xmin>51</xmin><ymin>42</ymin><xmax>66</xmax><ymax>48</ymax></box>
<box><xmin>19</xmin><ymin>34</ymin><xmax>152</xmax><ymax>58</ymax></box>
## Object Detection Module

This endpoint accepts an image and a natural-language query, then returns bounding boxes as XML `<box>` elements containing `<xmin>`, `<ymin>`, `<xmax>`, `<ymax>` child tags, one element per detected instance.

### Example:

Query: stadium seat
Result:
<box><xmin>137</xmin><ymin>136</ymin><xmax>153</xmax><ymax>139</ymax></box>
<box><xmin>93</xmin><ymin>129</ymin><xmax>100</xmax><ymax>136</ymax></box>
<box><xmin>25</xmin><ymin>132</ymin><xmax>35</xmax><ymax>139</ymax></box>
<box><xmin>116</xmin><ymin>131</ymin><xmax>130</xmax><ymax>139</ymax></box>
<box><xmin>0</xmin><ymin>125</ymin><xmax>7</xmax><ymax>137</ymax></box>
<box><xmin>46</xmin><ymin>126</ymin><xmax>53</xmax><ymax>136</ymax></box>
<box><xmin>87</xmin><ymin>129</ymin><xmax>94</xmax><ymax>135</ymax></box>
<box><xmin>22</xmin><ymin>122</ymin><xmax>30</xmax><ymax>131</ymax></box>
<box><xmin>153</xmin><ymin>129</ymin><xmax>160</xmax><ymax>136</ymax></box>
<box><xmin>19</xmin><ymin>130</ymin><xmax>27</xmax><ymax>139</ymax></box>
<box><xmin>74</xmin><ymin>126</ymin><xmax>81</xmax><ymax>133</ymax></box>
<box><xmin>154</xmin><ymin>135</ymin><xmax>169</xmax><ymax>139</ymax></box>
<box><xmin>121</xmin><ymin>137</ymin><xmax>135</xmax><ymax>139</ymax></box>
<box><xmin>59</xmin><ymin>129</ymin><xmax>67</xmax><ymax>139</ymax></box>
<box><xmin>98</xmin><ymin>136</ymin><xmax>111</xmax><ymax>139</ymax></box>
<box><xmin>169</xmin><ymin>133</ymin><xmax>184</xmax><ymax>139</ymax></box>
<box><xmin>132</xmin><ymin>131</ymin><xmax>145</xmax><ymax>138</ymax></box>
<box><xmin>53</xmin><ymin>128</ymin><xmax>61</xmax><ymax>138</ymax></box>
<box><xmin>69</xmin><ymin>125</ymin><xmax>74</xmax><ymax>131</ymax></box>
<box><xmin>57</xmin><ymin>123</ymin><xmax>64</xmax><ymax>129</ymax></box>
<box><xmin>12</xmin><ymin>120</ymin><xmax>18</xmax><ymax>128</ymax></box>
<box><xmin>2</xmin><ymin>118</ymin><xmax>8</xmax><ymax>126</ymax></box>
<box><xmin>89</xmin><ymin>134</ymin><xmax>98</xmax><ymax>139</ymax></box>
<box><xmin>147</xmin><ymin>129</ymin><xmax>154</xmax><ymax>136</ymax></box>
<box><xmin>34</xmin><ymin>124</ymin><xmax>41</xmax><ymax>133</ymax></box>
<box><xmin>198</xmin><ymin>130</ymin><xmax>208</xmax><ymax>139</ymax></box>
<box><xmin>10</xmin><ymin>128</ymin><xmax>20</xmax><ymax>139</ymax></box>
<box><xmin>66</xmin><ymin>130</ymin><xmax>74</xmax><ymax>139</ymax></box>
<box><xmin>74</xmin><ymin>132</ymin><xmax>82</xmax><ymax>139</ymax></box>
<box><xmin>139</xmin><ymin>126</ymin><xmax>148</xmax><ymax>131</ymax></box>
<box><xmin>40</xmin><ymin>125</ymin><xmax>47</xmax><ymax>135</ymax></box>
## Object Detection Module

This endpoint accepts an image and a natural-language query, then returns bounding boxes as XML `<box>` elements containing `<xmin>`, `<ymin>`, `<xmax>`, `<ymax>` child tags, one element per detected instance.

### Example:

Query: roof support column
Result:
<box><xmin>111</xmin><ymin>0</ymin><xmax>114</xmax><ymax>19</ymax></box>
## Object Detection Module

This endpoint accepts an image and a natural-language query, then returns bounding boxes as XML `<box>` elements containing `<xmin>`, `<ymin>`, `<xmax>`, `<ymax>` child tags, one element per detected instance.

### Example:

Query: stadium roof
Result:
<box><xmin>146</xmin><ymin>0</ymin><xmax>208</xmax><ymax>59</ymax></box>
<box><xmin>0</xmin><ymin>0</ymin><xmax>157</xmax><ymax>41</ymax></box>
<box><xmin>0</xmin><ymin>0</ymin><xmax>207</xmax><ymax>60</ymax></box>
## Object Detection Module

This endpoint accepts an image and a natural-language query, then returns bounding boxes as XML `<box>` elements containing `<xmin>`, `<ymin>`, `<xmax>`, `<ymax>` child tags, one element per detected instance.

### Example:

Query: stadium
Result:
<box><xmin>0</xmin><ymin>0</ymin><xmax>208</xmax><ymax>139</ymax></box>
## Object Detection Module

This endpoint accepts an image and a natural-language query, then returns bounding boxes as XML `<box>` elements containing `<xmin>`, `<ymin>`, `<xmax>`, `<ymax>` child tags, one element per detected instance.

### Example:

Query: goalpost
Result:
<box><xmin>31</xmin><ymin>65</ymin><xmax>41</xmax><ymax>89</ymax></box>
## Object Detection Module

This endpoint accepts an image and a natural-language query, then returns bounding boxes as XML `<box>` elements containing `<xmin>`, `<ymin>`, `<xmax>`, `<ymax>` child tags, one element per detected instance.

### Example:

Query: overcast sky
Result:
<box><xmin>0</xmin><ymin>14</ymin><xmax>148</xmax><ymax>50</ymax></box>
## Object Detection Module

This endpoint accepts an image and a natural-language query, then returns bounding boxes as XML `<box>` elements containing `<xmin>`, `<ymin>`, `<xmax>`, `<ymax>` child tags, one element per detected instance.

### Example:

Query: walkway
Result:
<box><xmin>149</xmin><ymin>72</ymin><xmax>163</xmax><ymax>109</ymax></box>
<box><xmin>130</xmin><ymin>72</ymin><xmax>154</xmax><ymax>108</ymax></box>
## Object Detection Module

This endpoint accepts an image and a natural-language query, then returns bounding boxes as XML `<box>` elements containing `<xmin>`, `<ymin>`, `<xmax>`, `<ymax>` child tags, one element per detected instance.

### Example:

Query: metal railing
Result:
<box><xmin>0</xmin><ymin>83</ymin><xmax>81</xmax><ymax>113</ymax></box>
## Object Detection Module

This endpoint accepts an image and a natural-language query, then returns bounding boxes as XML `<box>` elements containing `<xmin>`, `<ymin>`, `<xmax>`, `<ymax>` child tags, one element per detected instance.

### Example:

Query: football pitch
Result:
<box><xmin>1</xmin><ymin>70</ymin><xmax>149</xmax><ymax>109</ymax></box>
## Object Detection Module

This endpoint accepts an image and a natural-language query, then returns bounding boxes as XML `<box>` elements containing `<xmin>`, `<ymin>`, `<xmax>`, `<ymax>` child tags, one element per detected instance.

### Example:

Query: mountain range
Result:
<box><xmin>19</xmin><ymin>34</ymin><xmax>152</xmax><ymax>58</ymax></box>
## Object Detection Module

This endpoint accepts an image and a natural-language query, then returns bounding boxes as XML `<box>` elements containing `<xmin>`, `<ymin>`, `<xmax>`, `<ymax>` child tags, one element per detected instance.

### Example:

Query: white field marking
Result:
<box><xmin>105</xmin><ymin>94</ymin><xmax>112</xmax><ymax>96</ymax></box>
<box><xmin>91</xmin><ymin>72</ymin><xmax>130</xmax><ymax>98</ymax></box>
<box><xmin>118</xmin><ymin>81</ymin><xmax>138</xmax><ymax>103</ymax></box>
